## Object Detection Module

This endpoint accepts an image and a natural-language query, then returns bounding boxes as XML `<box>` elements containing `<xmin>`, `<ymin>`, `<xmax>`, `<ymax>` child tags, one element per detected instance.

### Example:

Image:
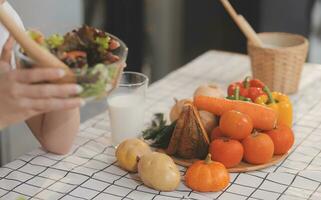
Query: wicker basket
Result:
<box><xmin>247</xmin><ymin>32</ymin><xmax>309</xmax><ymax>94</ymax></box>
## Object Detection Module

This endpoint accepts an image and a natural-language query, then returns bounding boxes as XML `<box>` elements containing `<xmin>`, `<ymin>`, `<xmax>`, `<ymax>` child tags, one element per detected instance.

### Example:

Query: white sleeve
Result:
<box><xmin>0</xmin><ymin>1</ymin><xmax>25</xmax><ymax>68</ymax></box>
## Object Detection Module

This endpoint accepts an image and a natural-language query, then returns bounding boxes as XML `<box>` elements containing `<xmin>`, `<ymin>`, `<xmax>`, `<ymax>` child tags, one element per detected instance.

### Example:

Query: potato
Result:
<box><xmin>115</xmin><ymin>138</ymin><xmax>151</xmax><ymax>172</ymax></box>
<box><xmin>138</xmin><ymin>152</ymin><xmax>180</xmax><ymax>191</ymax></box>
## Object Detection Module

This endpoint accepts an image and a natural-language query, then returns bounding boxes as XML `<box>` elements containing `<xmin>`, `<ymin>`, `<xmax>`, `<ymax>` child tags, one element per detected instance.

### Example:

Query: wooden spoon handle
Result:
<box><xmin>0</xmin><ymin>5</ymin><xmax>75</xmax><ymax>83</ymax></box>
<box><xmin>237</xmin><ymin>15</ymin><xmax>263</xmax><ymax>47</ymax></box>
<box><xmin>219</xmin><ymin>0</ymin><xmax>263</xmax><ymax>47</ymax></box>
<box><xmin>220</xmin><ymin>0</ymin><xmax>239</xmax><ymax>20</ymax></box>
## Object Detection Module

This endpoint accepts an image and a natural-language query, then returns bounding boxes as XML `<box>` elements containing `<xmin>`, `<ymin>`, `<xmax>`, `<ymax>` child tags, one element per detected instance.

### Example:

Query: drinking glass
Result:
<box><xmin>107</xmin><ymin>71</ymin><xmax>149</xmax><ymax>146</ymax></box>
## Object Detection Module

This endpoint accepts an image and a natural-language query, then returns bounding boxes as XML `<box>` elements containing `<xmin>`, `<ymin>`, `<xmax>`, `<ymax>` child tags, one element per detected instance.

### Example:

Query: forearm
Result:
<box><xmin>27</xmin><ymin>109</ymin><xmax>80</xmax><ymax>154</ymax></box>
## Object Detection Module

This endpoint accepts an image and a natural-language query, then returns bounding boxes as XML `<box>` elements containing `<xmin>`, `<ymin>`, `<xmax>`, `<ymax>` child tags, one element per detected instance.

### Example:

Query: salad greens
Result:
<box><xmin>46</xmin><ymin>34</ymin><xmax>64</xmax><ymax>49</ymax></box>
<box><xmin>79</xmin><ymin>64</ymin><xmax>111</xmax><ymax>98</ymax></box>
<box><xmin>95</xmin><ymin>36</ymin><xmax>110</xmax><ymax>52</ymax></box>
<box><xmin>26</xmin><ymin>25</ymin><xmax>122</xmax><ymax>98</ymax></box>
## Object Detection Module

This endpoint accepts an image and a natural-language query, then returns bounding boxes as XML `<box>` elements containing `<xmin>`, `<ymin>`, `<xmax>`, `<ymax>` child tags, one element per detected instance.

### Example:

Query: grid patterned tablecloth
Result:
<box><xmin>1</xmin><ymin>50</ymin><xmax>321</xmax><ymax>200</ymax></box>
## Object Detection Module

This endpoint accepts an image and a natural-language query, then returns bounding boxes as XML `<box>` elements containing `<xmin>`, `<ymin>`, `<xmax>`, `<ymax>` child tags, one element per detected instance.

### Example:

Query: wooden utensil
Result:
<box><xmin>0</xmin><ymin>4</ymin><xmax>75</xmax><ymax>83</ymax></box>
<box><xmin>219</xmin><ymin>0</ymin><xmax>263</xmax><ymax>47</ymax></box>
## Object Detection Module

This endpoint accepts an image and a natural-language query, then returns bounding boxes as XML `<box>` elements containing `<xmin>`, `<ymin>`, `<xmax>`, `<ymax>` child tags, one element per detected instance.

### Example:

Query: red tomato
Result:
<box><xmin>266</xmin><ymin>124</ymin><xmax>294</xmax><ymax>155</ymax></box>
<box><xmin>220</xmin><ymin>110</ymin><xmax>253</xmax><ymax>140</ymax></box>
<box><xmin>210</xmin><ymin>138</ymin><xmax>244</xmax><ymax>168</ymax></box>
<box><xmin>249</xmin><ymin>79</ymin><xmax>265</xmax><ymax>88</ymax></box>
<box><xmin>210</xmin><ymin>127</ymin><xmax>224</xmax><ymax>141</ymax></box>
<box><xmin>242</xmin><ymin>133</ymin><xmax>274</xmax><ymax>164</ymax></box>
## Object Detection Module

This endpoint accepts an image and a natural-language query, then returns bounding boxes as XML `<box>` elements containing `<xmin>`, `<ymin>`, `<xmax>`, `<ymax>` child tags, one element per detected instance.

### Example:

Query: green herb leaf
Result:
<box><xmin>143</xmin><ymin>113</ymin><xmax>165</xmax><ymax>140</ymax></box>
<box><xmin>143</xmin><ymin>113</ymin><xmax>176</xmax><ymax>149</ymax></box>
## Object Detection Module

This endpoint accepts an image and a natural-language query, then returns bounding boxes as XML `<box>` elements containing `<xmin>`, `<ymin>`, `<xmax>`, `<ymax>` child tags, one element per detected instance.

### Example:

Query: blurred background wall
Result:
<box><xmin>1</xmin><ymin>0</ymin><xmax>321</xmax><ymax>164</ymax></box>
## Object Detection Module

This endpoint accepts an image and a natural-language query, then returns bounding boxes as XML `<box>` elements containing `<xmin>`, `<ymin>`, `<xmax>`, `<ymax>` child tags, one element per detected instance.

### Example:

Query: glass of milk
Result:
<box><xmin>107</xmin><ymin>71</ymin><xmax>149</xmax><ymax>147</ymax></box>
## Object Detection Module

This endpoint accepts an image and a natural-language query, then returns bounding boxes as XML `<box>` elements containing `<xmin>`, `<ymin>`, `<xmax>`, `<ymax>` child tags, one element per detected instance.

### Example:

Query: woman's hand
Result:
<box><xmin>0</xmin><ymin>37</ymin><xmax>84</xmax><ymax>128</ymax></box>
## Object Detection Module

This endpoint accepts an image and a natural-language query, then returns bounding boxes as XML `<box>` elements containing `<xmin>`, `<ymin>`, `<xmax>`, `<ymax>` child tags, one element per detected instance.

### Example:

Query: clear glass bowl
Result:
<box><xmin>14</xmin><ymin>33</ymin><xmax>128</xmax><ymax>101</ymax></box>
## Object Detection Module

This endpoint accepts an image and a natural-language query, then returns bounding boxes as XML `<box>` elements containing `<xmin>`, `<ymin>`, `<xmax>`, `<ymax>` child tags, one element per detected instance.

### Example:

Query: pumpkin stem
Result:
<box><xmin>205</xmin><ymin>154</ymin><xmax>213</xmax><ymax>164</ymax></box>
<box><xmin>173</xmin><ymin>98</ymin><xmax>178</xmax><ymax>103</ymax></box>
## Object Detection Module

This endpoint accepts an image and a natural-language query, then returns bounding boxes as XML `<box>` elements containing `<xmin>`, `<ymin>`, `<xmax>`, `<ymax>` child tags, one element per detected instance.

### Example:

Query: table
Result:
<box><xmin>1</xmin><ymin>50</ymin><xmax>321</xmax><ymax>200</ymax></box>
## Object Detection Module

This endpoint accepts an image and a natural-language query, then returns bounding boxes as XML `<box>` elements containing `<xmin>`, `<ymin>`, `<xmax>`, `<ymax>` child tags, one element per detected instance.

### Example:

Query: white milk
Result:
<box><xmin>107</xmin><ymin>93</ymin><xmax>145</xmax><ymax>146</ymax></box>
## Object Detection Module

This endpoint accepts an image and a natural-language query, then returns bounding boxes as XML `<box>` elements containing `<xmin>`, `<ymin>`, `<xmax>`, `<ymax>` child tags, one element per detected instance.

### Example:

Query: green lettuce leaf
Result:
<box><xmin>95</xmin><ymin>36</ymin><xmax>110</xmax><ymax>53</ymax></box>
<box><xmin>46</xmin><ymin>34</ymin><xmax>64</xmax><ymax>49</ymax></box>
<box><xmin>78</xmin><ymin>64</ymin><xmax>109</xmax><ymax>98</ymax></box>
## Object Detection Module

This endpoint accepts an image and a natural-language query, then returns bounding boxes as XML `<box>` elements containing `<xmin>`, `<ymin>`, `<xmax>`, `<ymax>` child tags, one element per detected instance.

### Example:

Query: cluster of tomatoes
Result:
<box><xmin>208</xmin><ymin>110</ymin><xmax>295</xmax><ymax>168</ymax></box>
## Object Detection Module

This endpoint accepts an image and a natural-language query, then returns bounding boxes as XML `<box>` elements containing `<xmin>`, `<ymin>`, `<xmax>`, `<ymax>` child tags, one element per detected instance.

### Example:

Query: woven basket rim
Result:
<box><xmin>248</xmin><ymin>32</ymin><xmax>308</xmax><ymax>51</ymax></box>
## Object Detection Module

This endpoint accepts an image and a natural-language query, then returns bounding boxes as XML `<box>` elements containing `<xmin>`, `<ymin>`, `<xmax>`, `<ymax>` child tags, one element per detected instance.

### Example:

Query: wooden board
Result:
<box><xmin>156</xmin><ymin>149</ymin><xmax>288</xmax><ymax>173</ymax></box>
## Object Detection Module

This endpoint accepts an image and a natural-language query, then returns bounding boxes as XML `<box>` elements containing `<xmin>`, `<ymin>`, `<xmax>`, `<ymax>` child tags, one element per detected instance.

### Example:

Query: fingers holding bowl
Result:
<box><xmin>1</xmin><ymin>36</ymin><xmax>15</xmax><ymax>63</ymax></box>
<box><xmin>12</xmin><ymin>68</ymin><xmax>67</xmax><ymax>83</ymax></box>
<box><xmin>17</xmin><ymin>83</ymin><xmax>83</xmax><ymax>98</ymax></box>
<box><xmin>0</xmin><ymin>60</ymin><xmax>11</xmax><ymax>72</ymax></box>
<box><xmin>23</xmin><ymin>98</ymin><xmax>85</xmax><ymax>113</ymax></box>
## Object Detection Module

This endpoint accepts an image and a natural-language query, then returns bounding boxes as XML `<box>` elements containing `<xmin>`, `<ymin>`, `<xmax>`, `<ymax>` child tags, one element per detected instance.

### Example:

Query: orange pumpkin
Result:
<box><xmin>209</xmin><ymin>138</ymin><xmax>244</xmax><ymax>168</ymax></box>
<box><xmin>242</xmin><ymin>132</ymin><xmax>274</xmax><ymax>165</ymax></box>
<box><xmin>266</xmin><ymin>124</ymin><xmax>294</xmax><ymax>155</ymax></box>
<box><xmin>185</xmin><ymin>154</ymin><xmax>230</xmax><ymax>192</ymax></box>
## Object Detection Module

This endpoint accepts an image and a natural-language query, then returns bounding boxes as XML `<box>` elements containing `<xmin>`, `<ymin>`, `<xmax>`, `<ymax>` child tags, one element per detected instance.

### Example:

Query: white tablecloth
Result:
<box><xmin>1</xmin><ymin>51</ymin><xmax>321</xmax><ymax>200</ymax></box>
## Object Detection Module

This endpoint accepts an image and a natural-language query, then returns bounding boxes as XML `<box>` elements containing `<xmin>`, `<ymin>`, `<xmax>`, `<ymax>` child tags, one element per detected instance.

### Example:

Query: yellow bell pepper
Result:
<box><xmin>255</xmin><ymin>86</ymin><xmax>293</xmax><ymax>127</ymax></box>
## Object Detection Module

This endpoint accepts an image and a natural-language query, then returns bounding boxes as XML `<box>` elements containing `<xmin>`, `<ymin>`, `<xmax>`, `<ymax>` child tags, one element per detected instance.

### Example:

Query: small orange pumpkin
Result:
<box><xmin>185</xmin><ymin>154</ymin><xmax>230</xmax><ymax>192</ymax></box>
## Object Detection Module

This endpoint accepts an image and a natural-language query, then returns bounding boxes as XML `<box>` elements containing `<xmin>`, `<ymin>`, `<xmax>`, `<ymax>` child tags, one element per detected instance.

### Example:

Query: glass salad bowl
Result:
<box><xmin>15</xmin><ymin>26</ymin><xmax>128</xmax><ymax>101</ymax></box>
